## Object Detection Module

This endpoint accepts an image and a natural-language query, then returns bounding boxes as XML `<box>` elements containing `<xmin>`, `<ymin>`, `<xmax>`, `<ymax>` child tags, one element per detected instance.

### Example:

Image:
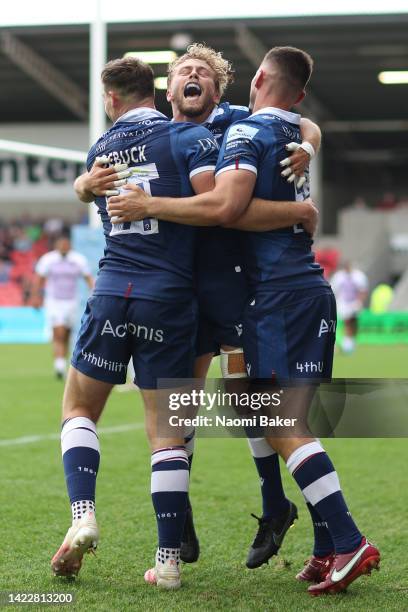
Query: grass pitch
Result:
<box><xmin>0</xmin><ymin>343</ymin><xmax>407</xmax><ymax>611</ymax></box>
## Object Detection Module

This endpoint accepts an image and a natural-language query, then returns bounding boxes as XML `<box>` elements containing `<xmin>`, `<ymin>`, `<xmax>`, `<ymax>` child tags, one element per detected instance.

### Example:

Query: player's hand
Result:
<box><xmin>302</xmin><ymin>198</ymin><xmax>319</xmax><ymax>236</ymax></box>
<box><xmin>280</xmin><ymin>142</ymin><xmax>314</xmax><ymax>189</ymax></box>
<box><xmin>82</xmin><ymin>157</ymin><xmax>131</xmax><ymax>197</ymax></box>
<box><xmin>107</xmin><ymin>183</ymin><xmax>151</xmax><ymax>223</ymax></box>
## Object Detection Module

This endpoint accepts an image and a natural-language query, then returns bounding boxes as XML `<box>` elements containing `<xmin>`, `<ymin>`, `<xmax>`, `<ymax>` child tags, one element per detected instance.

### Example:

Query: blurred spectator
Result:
<box><xmin>43</xmin><ymin>217</ymin><xmax>65</xmax><ymax>238</ymax></box>
<box><xmin>376</xmin><ymin>192</ymin><xmax>397</xmax><ymax>211</ymax></box>
<box><xmin>10</xmin><ymin>224</ymin><xmax>33</xmax><ymax>252</ymax></box>
<box><xmin>0</xmin><ymin>215</ymin><xmax>74</xmax><ymax>305</ymax></box>
<box><xmin>397</xmin><ymin>195</ymin><xmax>408</xmax><ymax>208</ymax></box>
<box><xmin>349</xmin><ymin>196</ymin><xmax>368</xmax><ymax>210</ymax></box>
<box><xmin>0</xmin><ymin>257</ymin><xmax>12</xmax><ymax>283</ymax></box>
<box><xmin>370</xmin><ymin>283</ymin><xmax>394</xmax><ymax>314</ymax></box>
<box><xmin>0</xmin><ymin>226</ymin><xmax>13</xmax><ymax>261</ymax></box>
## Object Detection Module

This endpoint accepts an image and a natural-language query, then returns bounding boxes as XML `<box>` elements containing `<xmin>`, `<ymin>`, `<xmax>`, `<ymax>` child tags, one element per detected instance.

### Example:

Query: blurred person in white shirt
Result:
<box><xmin>331</xmin><ymin>262</ymin><xmax>368</xmax><ymax>354</ymax></box>
<box><xmin>32</xmin><ymin>235</ymin><xmax>94</xmax><ymax>378</ymax></box>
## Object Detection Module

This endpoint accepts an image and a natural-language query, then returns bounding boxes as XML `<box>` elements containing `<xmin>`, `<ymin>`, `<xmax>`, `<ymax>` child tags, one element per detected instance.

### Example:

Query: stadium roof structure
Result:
<box><xmin>1</xmin><ymin>12</ymin><xmax>408</xmax><ymax>162</ymax></box>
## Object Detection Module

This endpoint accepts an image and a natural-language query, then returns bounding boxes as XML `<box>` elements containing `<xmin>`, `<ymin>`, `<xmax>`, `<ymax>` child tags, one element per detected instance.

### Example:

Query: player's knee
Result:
<box><xmin>62</xmin><ymin>368</ymin><xmax>107</xmax><ymax>423</ymax></box>
<box><xmin>62</xmin><ymin>402</ymin><xmax>96</xmax><ymax>423</ymax></box>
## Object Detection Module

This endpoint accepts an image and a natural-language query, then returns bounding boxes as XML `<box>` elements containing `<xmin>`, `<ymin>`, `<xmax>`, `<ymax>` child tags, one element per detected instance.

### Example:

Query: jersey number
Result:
<box><xmin>109</xmin><ymin>163</ymin><xmax>159</xmax><ymax>236</ymax></box>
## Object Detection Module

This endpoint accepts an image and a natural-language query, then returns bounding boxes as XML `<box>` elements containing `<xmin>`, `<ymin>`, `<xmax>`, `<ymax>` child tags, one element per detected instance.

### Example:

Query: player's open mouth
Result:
<box><xmin>184</xmin><ymin>82</ymin><xmax>202</xmax><ymax>98</ymax></box>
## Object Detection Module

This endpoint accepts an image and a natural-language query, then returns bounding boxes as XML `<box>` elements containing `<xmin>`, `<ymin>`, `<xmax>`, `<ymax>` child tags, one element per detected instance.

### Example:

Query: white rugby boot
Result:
<box><xmin>144</xmin><ymin>551</ymin><xmax>181</xmax><ymax>589</ymax></box>
<box><xmin>51</xmin><ymin>511</ymin><xmax>99</xmax><ymax>577</ymax></box>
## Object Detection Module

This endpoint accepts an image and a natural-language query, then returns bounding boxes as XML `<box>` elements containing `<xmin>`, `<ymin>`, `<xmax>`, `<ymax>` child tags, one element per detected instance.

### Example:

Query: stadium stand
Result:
<box><xmin>0</xmin><ymin>216</ymin><xmax>67</xmax><ymax>305</ymax></box>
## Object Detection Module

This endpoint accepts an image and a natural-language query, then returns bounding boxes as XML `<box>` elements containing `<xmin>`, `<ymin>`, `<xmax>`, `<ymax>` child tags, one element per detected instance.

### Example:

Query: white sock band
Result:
<box><xmin>61</xmin><ymin>417</ymin><xmax>99</xmax><ymax>456</ymax></box>
<box><xmin>286</xmin><ymin>441</ymin><xmax>324</xmax><ymax>475</ymax></box>
<box><xmin>151</xmin><ymin>448</ymin><xmax>189</xmax><ymax>494</ymax></box>
<box><xmin>247</xmin><ymin>437</ymin><xmax>276</xmax><ymax>458</ymax></box>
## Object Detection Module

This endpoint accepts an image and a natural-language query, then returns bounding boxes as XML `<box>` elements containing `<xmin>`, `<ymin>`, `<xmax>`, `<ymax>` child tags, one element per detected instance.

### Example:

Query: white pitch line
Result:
<box><xmin>0</xmin><ymin>423</ymin><xmax>143</xmax><ymax>448</ymax></box>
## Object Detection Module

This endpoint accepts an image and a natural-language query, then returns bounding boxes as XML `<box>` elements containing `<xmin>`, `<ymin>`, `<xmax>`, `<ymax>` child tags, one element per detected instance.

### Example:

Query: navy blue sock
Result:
<box><xmin>151</xmin><ymin>446</ymin><xmax>189</xmax><ymax>549</ymax></box>
<box><xmin>287</xmin><ymin>442</ymin><xmax>362</xmax><ymax>554</ymax></box>
<box><xmin>306</xmin><ymin>502</ymin><xmax>334</xmax><ymax>557</ymax></box>
<box><xmin>248</xmin><ymin>438</ymin><xmax>289</xmax><ymax>520</ymax></box>
<box><xmin>61</xmin><ymin>417</ymin><xmax>100</xmax><ymax>518</ymax></box>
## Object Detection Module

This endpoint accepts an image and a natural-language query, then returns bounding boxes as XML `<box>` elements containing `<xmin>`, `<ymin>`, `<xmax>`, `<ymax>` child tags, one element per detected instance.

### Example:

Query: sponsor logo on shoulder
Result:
<box><xmin>226</xmin><ymin>124</ymin><xmax>259</xmax><ymax>143</ymax></box>
<box><xmin>198</xmin><ymin>137</ymin><xmax>218</xmax><ymax>152</ymax></box>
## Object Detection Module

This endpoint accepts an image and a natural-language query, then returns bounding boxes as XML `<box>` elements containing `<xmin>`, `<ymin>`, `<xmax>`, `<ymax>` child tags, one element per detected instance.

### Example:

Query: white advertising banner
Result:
<box><xmin>0</xmin><ymin>124</ymin><xmax>88</xmax><ymax>204</ymax></box>
<box><xmin>0</xmin><ymin>154</ymin><xmax>86</xmax><ymax>203</ymax></box>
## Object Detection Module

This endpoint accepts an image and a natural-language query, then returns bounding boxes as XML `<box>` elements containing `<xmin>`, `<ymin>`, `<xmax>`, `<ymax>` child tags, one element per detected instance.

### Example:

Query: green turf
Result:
<box><xmin>0</xmin><ymin>344</ymin><xmax>408</xmax><ymax>611</ymax></box>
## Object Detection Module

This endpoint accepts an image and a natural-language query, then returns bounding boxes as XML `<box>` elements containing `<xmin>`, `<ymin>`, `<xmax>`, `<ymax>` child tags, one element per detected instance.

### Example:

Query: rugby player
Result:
<box><xmin>31</xmin><ymin>234</ymin><xmax>94</xmax><ymax>379</ymax></box>
<box><xmin>331</xmin><ymin>261</ymin><xmax>368</xmax><ymax>354</ymax></box>
<box><xmin>51</xmin><ymin>56</ymin><xmax>220</xmax><ymax>589</ymax></box>
<box><xmin>107</xmin><ymin>44</ymin><xmax>321</xmax><ymax>569</ymax></box>
<box><xmin>107</xmin><ymin>47</ymin><xmax>380</xmax><ymax>595</ymax></box>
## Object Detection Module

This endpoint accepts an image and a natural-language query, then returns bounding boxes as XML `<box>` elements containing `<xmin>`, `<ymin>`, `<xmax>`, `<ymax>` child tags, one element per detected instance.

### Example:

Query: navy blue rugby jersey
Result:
<box><xmin>215</xmin><ymin>106</ymin><xmax>327</xmax><ymax>291</ymax></box>
<box><xmin>196</xmin><ymin>102</ymin><xmax>250</xmax><ymax>275</ymax></box>
<box><xmin>88</xmin><ymin>108</ymin><xmax>218</xmax><ymax>302</ymax></box>
<box><xmin>203</xmin><ymin>102</ymin><xmax>250</xmax><ymax>146</ymax></box>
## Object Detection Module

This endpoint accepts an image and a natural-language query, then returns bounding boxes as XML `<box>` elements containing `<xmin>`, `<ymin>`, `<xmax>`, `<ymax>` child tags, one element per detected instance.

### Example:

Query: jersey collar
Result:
<box><xmin>169</xmin><ymin>105</ymin><xmax>221</xmax><ymax>125</ymax></box>
<box><xmin>251</xmin><ymin>106</ymin><xmax>300</xmax><ymax>125</ymax></box>
<box><xmin>114</xmin><ymin>107</ymin><xmax>168</xmax><ymax>124</ymax></box>
<box><xmin>202</xmin><ymin>105</ymin><xmax>220</xmax><ymax>126</ymax></box>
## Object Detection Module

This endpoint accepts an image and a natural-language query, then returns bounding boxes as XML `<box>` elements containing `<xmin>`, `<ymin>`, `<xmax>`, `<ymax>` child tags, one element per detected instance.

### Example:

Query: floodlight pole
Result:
<box><xmin>89</xmin><ymin>0</ymin><xmax>107</xmax><ymax>228</ymax></box>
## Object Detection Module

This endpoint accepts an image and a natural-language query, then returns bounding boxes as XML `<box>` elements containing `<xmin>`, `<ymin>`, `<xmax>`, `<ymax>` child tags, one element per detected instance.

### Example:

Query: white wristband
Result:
<box><xmin>299</xmin><ymin>141</ymin><xmax>315</xmax><ymax>159</ymax></box>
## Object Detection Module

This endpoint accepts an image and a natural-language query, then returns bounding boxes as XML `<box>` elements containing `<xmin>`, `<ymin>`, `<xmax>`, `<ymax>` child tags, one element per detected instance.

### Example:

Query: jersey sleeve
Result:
<box><xmin>86</xmin><ymin>145</ymin><xmax>97</xmax><ymax>172</ymax></box>
<box><xmin>74</xmin><ymin>253</ymin><xmax>92</xmax><ymax>276</ymax></box>
<box><xmin>354</xmin><ymin>270</ymin><xmax>369</xmax><ymax>291</ymax></box>
<box><xmin>178</xmin><ymin>125</ymin><xmax>219</xmax><ymax>180</ymax></box>
<box><xmin>215</xmin><ymin>121</ymin><xmax>264</xmax><ymax>178</ymax></box>
<box><xmin>329</xmin><ymin>271</ymin><xmax>341</xmax><ymax>292</ymax></box>
<box><xmin>35</xmin><ymin>254</ymin><xmax>50</xmax><ymax>277</ymax></box>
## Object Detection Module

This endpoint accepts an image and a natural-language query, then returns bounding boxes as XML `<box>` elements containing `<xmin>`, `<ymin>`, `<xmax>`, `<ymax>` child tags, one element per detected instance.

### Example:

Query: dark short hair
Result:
<box><xmin>101</xmin><ymin>57</ymin><xmax>154</xmax><ymax>99</ymax></box>
<box><xmin>263</xmin><ymin>46</ymin><xmax>313</xmax><ymax>91</ymax></box>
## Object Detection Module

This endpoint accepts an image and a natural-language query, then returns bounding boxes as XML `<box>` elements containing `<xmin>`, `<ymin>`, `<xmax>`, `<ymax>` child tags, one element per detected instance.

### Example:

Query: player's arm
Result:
<box><xmin>108</xmin><ymin>124</ymin><xmax>228</xmax><ymax>225</ymax></box>
<box><xmin>280</xmin><ymin>118</ymin><xmax>321</xmax><ymax>187</ymax></box>
<box><xmin>356</xmin><ymin>274</ymin><xmax>369</xmax><ymax>306</ymax></box>
<box><xmin>300</xmin><ymin>118</ymin><xmax>321</xmax><ymax>155</ymax></box>
<box><xmin>84</xmin><ymin>274</ymin><xmax>95</xmax><ymax>290</ymax></box>
<box><xmin>191</xmin><ymin>170</ymin><xmax>215</xmax><ymax>195</ymax></box>
<box><xmin>74</xmin><ymin>157</ymin><xmax>131</xmax><ymax>204</ymax></box>
<box><xmin>225</xmin><ymin>196</ymin><xmax>319</xmax><ymax>235</ymax></box>
<box><xmin>77</xmin><ymin>255</ymin><xmax>95</xmax><ymax>290</ymax></box>
<box><xmin>108</xmin><ymin>169</ymin><xmax>255</xmax><ymax>226</ymax></box>
<box><xmin>107</xmin><ymin>179</ymin><xmax>318</xmax><ymax>232</ymax></box>
<box><xmin>30</xmin><ymin>273</ymin><xmax>46</xmax><ymax>308</ymax></box>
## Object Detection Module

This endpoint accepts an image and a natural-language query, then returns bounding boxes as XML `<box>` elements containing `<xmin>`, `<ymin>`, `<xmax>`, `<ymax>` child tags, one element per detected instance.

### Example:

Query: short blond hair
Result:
<box><xmin>167</xmin><ymin>43</ymin><xmax>234</xmax><ymax>97</ymax></box>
